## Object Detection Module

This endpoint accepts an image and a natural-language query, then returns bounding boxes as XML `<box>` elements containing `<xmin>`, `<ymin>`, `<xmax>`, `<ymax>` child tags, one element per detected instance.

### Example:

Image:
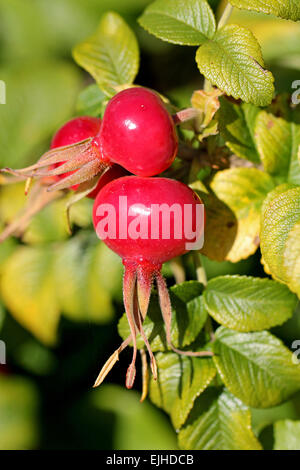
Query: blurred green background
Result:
<box><xmin>0</xmin><ymin>0</ymin><xmax>300</xmax><ymax>450</ymax></box>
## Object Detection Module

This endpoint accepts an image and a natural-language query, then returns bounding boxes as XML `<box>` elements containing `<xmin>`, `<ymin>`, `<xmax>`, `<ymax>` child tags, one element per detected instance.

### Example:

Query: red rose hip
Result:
<box><xmin>95</xmin><ymin>88</ymin><xmax>178</xmax><ymax>176</ymax></box>
<box><xmin>92</xmin><ymin>176</ymin><xmax>208</xmax><ymax>390</ymax></box>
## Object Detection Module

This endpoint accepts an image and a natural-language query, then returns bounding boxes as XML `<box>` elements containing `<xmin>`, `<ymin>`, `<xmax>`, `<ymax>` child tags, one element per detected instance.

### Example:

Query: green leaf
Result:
<box><xmin>255</xmin><ymin>112</ymin><xmax>300</xmax><ymax>184</ymax></box>
<box><xmin>178</xmin><ymin>388</ymin><xmax>262</xmax><ymax>450</ymax></box>
<box><xmin>209</xmin><ymin>168</ymin><xmax>274</xmax><ymax>262</ymax></box>
<box><xmin>138</xmin><ymin>0</ymin><xmax>216</xmax><ymax>46</ymax></box>
<box><xmin>204</xmin><ymin>275</ymin><xmax>297</xmax><ymax>332</ymax></box>
<box><xmin>149</xmin><ymin>352</ymin><xmax>216</xmax><ymax>430</ymax></box>
<box><xmin>73</xmin><ymin>12</ymin><xmax>139</xmax><ymax>96</ymax></box>
<box><xmin>0</xmin><ymin>375</ymin><xmax>38</xmax><ymax>450</ymax></box>
<box><xmin>76</xmin><ymin>84</ymin><xmax>107</xmax><ymax>117</ymax></box>
<box><xmin>218</xmin><ymin>97</ymin><xmax>261</xmax><ymax>163</ymax></box>
<box><xmin>118</xmin><ymin>281</ymin><xmax>207</xmax><ymax>351</ymax></box>
<box><xmin>213</xmin><ymin>327</ymin><xmax>300</xmax><ymax>408</ymax></box>
<box><xmin>228</xmin><ymin>0</ymin><xmax>300</xmax><ymax>21</ymax></box>
<box><xmin>274</xmin><ymin>420</ymin><xmax>300</xmax><ymax>450</ymax></box>
<box><xmin>260</xmin><ymin>185</ymin><xmax>300</xmax><ymax>296</ymax></box>
<box><xmin>0</xmin><ymin>246</ymin><xmax>60</xmax><ymax>345</ymax></box>
<box><xmin>196</xmin><ymin>25</ymin><xmax>274</xmax><ymax>106</ymax></box>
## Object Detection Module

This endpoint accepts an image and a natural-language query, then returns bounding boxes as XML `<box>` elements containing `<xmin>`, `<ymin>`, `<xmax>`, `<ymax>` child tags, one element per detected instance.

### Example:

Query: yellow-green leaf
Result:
<box><xmin>138</xmin><ymin>0</ymin><xmax>216</xmax><ymax>46</ymax></box>
<box><xmin>213</xmin><ymin>327</ymin><xmax>300</xmax><ymax>408</ymax></box>
<box><xmin>178</xmin><ymin>388</ymin><xmax>262</xmax><ymax>450</ymax></box>
<box><xmin>73</xmin><ymin>12</ymin><xmax>139</xmax><ymax>96</ymax></box>
<box><xmin>260</xmin><ymin>184</ymin><xmax>300</xmax><ymax>296</ymax></box>
<box><xmin>209</xmin><ymin>168</ymin><xmax>274</xmax><ymax>262</ymax></box>
<box><xmin>228</xmin><ymin>0</ymin><xmax>300</xmax><ymax>21</ymax></box>
<box><xmin>196</xmin><ymin>25</ymin><xmax>274</xmax><ymax>106</ymax></box>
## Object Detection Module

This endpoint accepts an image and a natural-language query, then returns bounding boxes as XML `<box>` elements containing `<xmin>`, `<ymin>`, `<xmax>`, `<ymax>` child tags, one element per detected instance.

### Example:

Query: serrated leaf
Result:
<box><xmin>204</xmin><ymin>275</ymin><xmax>297</xmax><ymax>332</ymax></box>
<box><xmin>76</xmin><ymin>84</ymin><xmax>107</xmax><ymax>117</ymax></box>
<box><xmin>0</xmin><ymin>246</ymin><xmax>60</xmax><ymax>345</ymax></box>
<box><xmin>213</xmin><ymin>327</ymin><xmax>300</xmax><ymax>408</ymax></box>
<box><xmin>0</xmin><ymin>376</ymin><xmax>38</xmax><ymax>450</ymax></box>
<box><xmin>260</xmin><ymin>185</ymin><xmax>300</xmax><ymax>296</ymax></box>
<box><xmin>209</xmin><ymin>168</ymin><xmax>274</xmax><ymax>262</ymax></box>
<box><xmin>118</xmin><ymin>281</ymin><xmax>207</xmax><ymax>351</ymax></box>
<box><xmin>149</xmin><ymin>352</ymin><xmax>216</xmax><ymax>430</ymax></box>
<box><xmin>218</xmin><ymin>97</ymin><xmax>260</xmax><ymax>163</ymax></box>
<box><xmin>196</xmin><ymin>25</ymin><xmax>274</xmax><ymax>106</ymax></box>
<box><xmin>73</xmin><ymin>12</ymin><xmax>139</xmax><ymax>95</ymax></box>
<box><xmin>178</xmin><ymin>388</ymin><xmax>262</xmax><ymax>450</ymax></box>
<box><xmin>274</xmin><ymin>420</ymin><xmax>300</xmax><ymax>450</ymax></box>
<box><xmin>228</xmin><ymin>0</ymin><xmax>300</xmax><ymax>21</ymax></box>
<box><xmin>255</xmin><ymin>112</ymin><xmax>300</xmax><ymax>184</ymax></box>
<box><xmin>138</xmin><ymin>0</ymin><xmax>216</xmax><ymax>46</ymax></box>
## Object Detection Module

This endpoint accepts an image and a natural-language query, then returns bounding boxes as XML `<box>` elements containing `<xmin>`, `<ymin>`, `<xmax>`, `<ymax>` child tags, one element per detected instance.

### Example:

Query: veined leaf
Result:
<box><xmin>255</xmin><ymin>112</ymin><xmax>300</xmax><ymax>184</ymax></box>
<box><xmin>260</xmin><ymin>184</ymin><xmax>300</xmax><ymax>297</ymax></box>
<box><xmin>228</xmin><ymin>0</ymin><xmax>300</xmax><ymax>21</ymax></box>
<box><xmin>73</xmin><ymin>12</ymin><xmax>139</xmax><ymax>95</ymax></box>
<box><xmin>118</xmin><ymin>281</ymin><xmax>207</xmax><ymax>351</ymax></box>
<box><xmin>178</xmin><ymin>388</ymin><xmax>262</xmax><ymax>450</ymax></box>
<box><xmin>196</xmin><ymin>25</ymin><xmax>274</xmax><ymax>106</ymax></box>
<box><xmin>218</xmin><ymin>97</ymin><xmax>260</xmax><ymax>163</ymax></box>
<box><xmin>204</xmin><ymin>275</ymin><xmax>297</xmax><ymax>332</ymax></box>
<box><xmin>274</xmin><ymin>420</ymin><xmax>300</xmax><ymax>450</ymax></box>
<box><xmin>213</xmin><ymin>327</ymin><xmax>300</xmax><ymax>408</ymax></box>
<box><xmin>209</xmin><ymin>168</ymin><xmax>274</xmax><ymax>262</ymax></box>
<box><xmin>138</xmin><ymin>0</ymin><xmax>216</xmax><ymax>46</ymax></box>
<box><xmin>149</xmin><ymin>352</ymin><xmax>216</xmax><ymax>430</ymax></box>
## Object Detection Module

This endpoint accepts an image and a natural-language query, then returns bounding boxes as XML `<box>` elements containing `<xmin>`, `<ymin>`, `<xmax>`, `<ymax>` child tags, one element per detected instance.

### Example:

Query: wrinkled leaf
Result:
<box><xmin>213</xmin><ymin>327</ymin><xmax>300</xmax><ymax>408</ymax></box>
<box><xmin>204</xmin><ymin>275</ymin><xmax>297</xmax><ymax>332</ymax></box>
<box><xmin>139</xmin><ymin>0</ymin><xmax>216</xmax><ymax>45</ymax></box>
<box><xmin>178</xmin><ymin>388</ymin><xmax>262</xmax><ymax>450</ymax></box>
<box><xmin>255</xmin><ymin>112</ymin><xmax>300</xmax><ymax>184</ymax></box>
<box><xmin>149</xmin><ymin>352</ymin><xmax>216</xmax><ymax>430</ymax></box>
<box><xmin>228</xmin><ymin>0</ymin><xmax>300</xmax><ymax>21</ymax></box>
<box><xmin>260</xmin><ymin>184</ymin><xmax>300</xmax><ymax>296</ymax></box>
<box><xmin>209</xmin><ymin>168</ymin><xmax>274</xmax><ymax>262</ymax></box>
<box><xmin>196</xmin><ymin>25</ymin><xmax>274</xmax><ymax>106</ymax></box>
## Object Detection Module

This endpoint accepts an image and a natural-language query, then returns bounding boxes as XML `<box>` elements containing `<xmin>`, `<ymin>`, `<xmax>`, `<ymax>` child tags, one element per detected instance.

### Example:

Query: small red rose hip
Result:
<box><xmin>51</xmin><ymin>116</ymin><xmax>101</xmax><ymax>149</ymax></box>
<box><xmin>92</xmin><ymin>176</ymin><xmax>208</xmax><ymax>390</ymax></box>
<box><xmin>95</xmin><ymin>88</ymin><xmax>178</xmax><ymax>176</ymax></box>
<box><xmin>3</xmin><ymin>88</ymin><xmax>178</xmax><ymax>191</ymax></box>
<box><xmin>48</xmin><ymin>116</ymin><xmax>102</xmax><ymax>191</ymax></box>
